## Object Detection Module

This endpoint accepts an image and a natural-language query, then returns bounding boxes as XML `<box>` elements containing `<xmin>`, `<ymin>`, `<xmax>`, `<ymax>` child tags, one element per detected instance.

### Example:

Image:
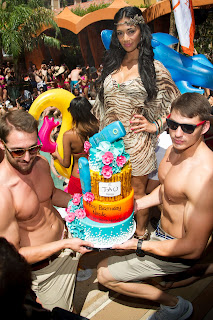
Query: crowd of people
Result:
<box><xmin>0</xmin><ymin>5</ymin><xmax>213</xmax><ymax>320</ymax></box>
<box><xmin>0</xmin><ymin>59</ymin><xmax>102</xmax><ymax>115</ymax></box>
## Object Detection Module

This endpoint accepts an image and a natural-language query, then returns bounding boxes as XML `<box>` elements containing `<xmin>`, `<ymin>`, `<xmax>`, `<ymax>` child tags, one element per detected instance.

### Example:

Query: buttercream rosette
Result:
<box><xmin>65</xmin><ymin>192</ymin><xmax>94</xmax><ymax>239</ymax></box>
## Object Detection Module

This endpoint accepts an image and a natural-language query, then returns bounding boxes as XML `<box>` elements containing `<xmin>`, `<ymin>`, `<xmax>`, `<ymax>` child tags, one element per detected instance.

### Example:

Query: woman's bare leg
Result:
<box><xmin>132</xmin><ymin>175</ymin><xmax>149</xmax><ymax>237</ymax></box>
<box><xmin>3</xmin><ymin>88</ymin><xmax>7</xmax><ymax>103</ymax></box>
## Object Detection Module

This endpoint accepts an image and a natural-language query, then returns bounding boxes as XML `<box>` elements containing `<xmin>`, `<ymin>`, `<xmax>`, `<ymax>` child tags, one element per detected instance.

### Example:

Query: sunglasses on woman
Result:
<box><xmin>166</xmin><ymin>114</ymin><xmax>206</xmax><ymax>134</ymax></box>
<box><xmin>2</xmin><ymin>137</ymin><xmax>42</xmax><ymax>158</ymax></box>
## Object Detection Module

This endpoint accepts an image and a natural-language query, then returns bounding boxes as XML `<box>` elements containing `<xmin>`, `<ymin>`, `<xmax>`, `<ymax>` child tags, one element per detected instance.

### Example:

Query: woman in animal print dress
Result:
<box><xmin>92</xmin><ymin>6</ymin><xmax>180</xmax><ymax>239</ymax></box>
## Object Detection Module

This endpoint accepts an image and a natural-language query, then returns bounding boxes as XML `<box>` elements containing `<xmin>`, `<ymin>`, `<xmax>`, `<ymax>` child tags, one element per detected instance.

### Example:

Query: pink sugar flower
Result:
<box><xmin>72</xmin><ymin>193</ymin><xmax>82</xmax><ymax>206</ymax></box>
<box><xmin>102</xmin><ymin>151</ymin><xmax>114</xmax><ymax>165</ymax></box>
<box><xmin>77</xmin><ymin>169</ymin><xmax>79</xmax><ymax>174</ymax></box>
<box><xmin>66</xmin><ymin>206</ymin><xmax>72</xmax><ymax>214</ymax></box>
<box><xmin>75</xmin><ymin>208</ymin><xmax>86</xmax><ymax>219</ymax></box>
<box><xmin>101</xmin><ymin>165</ymin><xmax>113</xmax><ymax>179</ymax></box>
<box><xmin>116</xmin><ymin>155</ymin><xmax>127</xmax><ymax>167</ymax></box>
<box><xmin>83</xmin><ymin>192</ymin><xmax>95</xmax><ymax>202</ymax></box>
<box><xmin>65</xmin><ymin>212</ymin><xmax>75</xmax><ymax>222</ymax></box>
<box><xmin>84</xmin><ymin>141</ymin><xmax>91</xmax><ymax>153</ymax></box>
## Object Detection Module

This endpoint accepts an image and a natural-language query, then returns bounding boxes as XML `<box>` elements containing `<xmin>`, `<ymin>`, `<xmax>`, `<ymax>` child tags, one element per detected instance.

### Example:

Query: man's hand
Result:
<box><xmin>67</xmin><ymin>238</ymin><xmax>94</xmax><ymax>254</ymax></box>
<box><xmin>134</xmin><ymin>198</ymin><xmax>145</xmax><ymax>212</ymax></box>
<box><xmin>112</xmin><ymin>238</ymin><xmax>138</xmax><ymax>251</ymax></box>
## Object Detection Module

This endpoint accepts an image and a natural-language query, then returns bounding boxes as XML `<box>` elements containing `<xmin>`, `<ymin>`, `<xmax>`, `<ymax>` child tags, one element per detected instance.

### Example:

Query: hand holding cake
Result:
<box><xmin>63</xmin><ymin>237</ymin><xmax>94</xmax><ymax>254</ymax></box>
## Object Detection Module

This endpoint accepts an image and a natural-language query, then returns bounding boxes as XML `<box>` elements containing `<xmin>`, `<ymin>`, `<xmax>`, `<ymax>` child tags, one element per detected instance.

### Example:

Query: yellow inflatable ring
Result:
<box><xmin>29</xmin><ymin>89</ymin><xmax>75</xmax><ymax>179</ymax></box>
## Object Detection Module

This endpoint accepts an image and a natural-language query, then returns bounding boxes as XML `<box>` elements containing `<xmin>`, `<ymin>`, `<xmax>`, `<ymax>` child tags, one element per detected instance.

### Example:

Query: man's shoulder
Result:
<box><xmin>0</xmin><ymin>185</ymin><xmax>14</xmax><ymax>205</ymax></box>
<box><xmin>162</xmin><ymin>145</ymin><xmax>173</xmax><ymax>161</ymax></box>
<box><xmin>194</xmin><ymin>143</ymin><xmax>213</xmax><ymax>171</ymax></box>
<box><xmin>34</xmin><ymin>155</ymin><xmax>50</xmax><ymax>169</ymax></box>
<box><xmin>0</xmin><ymin>160</ymin><xmax>11</xmax><ymax>182</ymax></box>
<box><xmin>184</xmin><ymin>146</ymin><xmax>213</xmax><ymax>195</ymax></box>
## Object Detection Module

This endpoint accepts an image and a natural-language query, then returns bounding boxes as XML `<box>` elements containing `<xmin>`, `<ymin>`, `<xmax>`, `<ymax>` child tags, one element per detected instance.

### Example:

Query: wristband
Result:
<box><xmin>157</xmin><ymin>117</ymin><xmax>163</xmax><ymax>130</ymax></box>
<box><xmin>136</xmin><ymin>239</ymin><xmax>145</xmax><ymax>257</ymax></box>
<box><xmin>152</xmin><ymin>121</ymin><xmax>158</xmax><ymax>135</ymax></box>
<box><xmin>155</xmin><ymin>119</ymin><xmax>161</xmax><ymax>132</ymax></box>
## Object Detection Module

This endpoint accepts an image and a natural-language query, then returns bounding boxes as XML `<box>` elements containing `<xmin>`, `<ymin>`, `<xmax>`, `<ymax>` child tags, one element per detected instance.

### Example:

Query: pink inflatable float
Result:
<box><xmin>38</xmin><ymin>116</ymin><xmax>60</xmax><ymax>153</ymax></box>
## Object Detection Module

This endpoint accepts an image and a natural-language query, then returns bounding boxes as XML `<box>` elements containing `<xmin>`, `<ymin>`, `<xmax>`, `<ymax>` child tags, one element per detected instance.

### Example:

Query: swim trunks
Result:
<box><xmin>70</xmin><ymin>80</ymin><xmax>79</xmax><ymax>91</ymax></box>
<box><xmin>108</xmin><ymin>222</ymin><xmax>195</xmax><ymax>282</ymax></box>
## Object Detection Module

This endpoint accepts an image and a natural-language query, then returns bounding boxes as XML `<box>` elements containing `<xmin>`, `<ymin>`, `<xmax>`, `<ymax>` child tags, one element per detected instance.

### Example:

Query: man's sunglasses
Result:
<box><xmin>2</xmin><ymin>137</ymin><xmax>42</xmax><ymax>158</ymax></box>
<box><xmin>166</xmin><ymin>115</ymin><xmax>206</xmax><ymax>134</ymax></box>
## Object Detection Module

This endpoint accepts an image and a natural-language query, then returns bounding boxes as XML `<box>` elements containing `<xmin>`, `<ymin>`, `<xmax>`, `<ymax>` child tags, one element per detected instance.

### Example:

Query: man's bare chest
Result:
<box><xmin>163</xmin><ymin>165</ymin><xmax>188</xmax><ymax>203</ymax></box>
<box><xmin>8</xmin><ymin>173</ymin><xmax>53</xmax><ymax>222</ymax></box>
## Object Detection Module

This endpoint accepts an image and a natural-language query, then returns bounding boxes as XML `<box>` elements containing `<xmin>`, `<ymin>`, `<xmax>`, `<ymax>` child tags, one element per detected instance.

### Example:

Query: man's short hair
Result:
<box><xmin>171</xmin><ymin>92</ymin><xmax>212</xmax><ymax>121</ymax></box>
<box><xmin>0</xmin><ymin>109</ymin><xmax>38</xmax><ymax>142</ymax></box>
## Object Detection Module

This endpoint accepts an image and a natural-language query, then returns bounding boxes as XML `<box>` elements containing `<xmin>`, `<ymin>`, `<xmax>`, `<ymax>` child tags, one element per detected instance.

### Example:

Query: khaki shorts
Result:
<box><xmin>108</xmin><ymin>224</ymin><xmax>193</xmax><ymax>282</ymax></box>
<box><xmin>31</xmin><ymin>231</ymin><xmax>81</xmax><ymax>312</ymax></box>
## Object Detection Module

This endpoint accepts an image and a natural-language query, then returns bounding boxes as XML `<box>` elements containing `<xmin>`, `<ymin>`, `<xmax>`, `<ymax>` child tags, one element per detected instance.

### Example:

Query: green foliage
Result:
<box><xmin>194</xmin><ymin>11</ymin><xmax>213</xmax><ymax>63</ymax></box>
<box><xmin>71</xmin><ymin>3</ymin><xmax>111</xmax><ymax>17</ymax></box>
<box><xmin>138</xmin><ymin>4</ymin><xmax>151</xmax><ymax>9</ymax></box>
<box><xmin>0</xmin><ymin>0</ymin><xmax>60</xmax><ymax>63</ymax></box>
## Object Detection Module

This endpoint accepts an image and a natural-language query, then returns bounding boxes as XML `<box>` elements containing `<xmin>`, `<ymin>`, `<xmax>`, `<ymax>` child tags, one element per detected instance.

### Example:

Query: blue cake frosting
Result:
<box><xmin>89</xmin><ymin>139</ymin><xmax>130</xmax><ymax>174</ymax></box>
<box><xmin>66</xmin><ymin>196</ymin><xmax>135</xmax><ymax>248</ymax></box>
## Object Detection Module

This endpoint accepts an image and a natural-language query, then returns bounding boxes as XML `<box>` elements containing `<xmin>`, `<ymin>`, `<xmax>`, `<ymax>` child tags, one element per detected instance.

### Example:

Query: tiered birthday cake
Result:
<box><xmin>65</xmin><ymin>121</ymin><xmax>136</xmax><ymax>248</ymax></box>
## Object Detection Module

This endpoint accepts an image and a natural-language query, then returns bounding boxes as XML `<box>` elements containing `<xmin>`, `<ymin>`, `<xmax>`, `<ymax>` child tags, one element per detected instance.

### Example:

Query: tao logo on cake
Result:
<box><xmin>99</xmin><ymin>181</ymin><xmax>121</xmax><ymax>197</ymax></box>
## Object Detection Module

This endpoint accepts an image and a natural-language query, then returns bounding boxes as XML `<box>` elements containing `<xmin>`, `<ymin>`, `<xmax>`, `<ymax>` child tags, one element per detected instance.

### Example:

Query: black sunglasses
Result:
<box><xmin>2</xmin><ymin>137</ymin><xmax>42</xmax><ymax>158</ymax></box>
<box><xmin>166</xmin><ymin>115</ymin><xmax>205</xmax><ymax>134</ymax></box>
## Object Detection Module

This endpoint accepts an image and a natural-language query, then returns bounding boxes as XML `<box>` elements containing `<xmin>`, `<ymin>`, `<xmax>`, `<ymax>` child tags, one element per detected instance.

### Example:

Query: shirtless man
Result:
<box><xmin>97</xmin><ymin>92</ymin><xmax>213</xmax><ymax>320</ymax></box>
<box><xmin>0</xmin><ymin>109</ymin><xmax>93</xmax><ymax>311</ymax></box>
<box><xmin>31</xmin><ymin>63</ymin><xmax>46</xmax><ymax>91</ymax></box>
<box><xmin>68</xmin><ymin>65</ymin><xmax>82</xmax><ymax>91</ymax></box>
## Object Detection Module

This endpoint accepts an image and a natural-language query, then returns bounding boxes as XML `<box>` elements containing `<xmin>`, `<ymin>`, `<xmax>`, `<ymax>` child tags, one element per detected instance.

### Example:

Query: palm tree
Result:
<box><xmin>0</xmin><ymin>0</ymin><xmax>60</xmax><ymax>69</ymax></box>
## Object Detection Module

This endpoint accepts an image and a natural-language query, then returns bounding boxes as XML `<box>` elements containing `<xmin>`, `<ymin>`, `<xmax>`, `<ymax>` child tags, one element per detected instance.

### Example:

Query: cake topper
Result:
<box><xmin>89</xmin><ymin>121</ymin><xmax>126</xmax><ymax>148</ymax></box>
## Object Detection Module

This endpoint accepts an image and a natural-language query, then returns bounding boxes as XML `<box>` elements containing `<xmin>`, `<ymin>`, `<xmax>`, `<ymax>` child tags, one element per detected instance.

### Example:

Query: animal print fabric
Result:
<box><xmin>93</xmin><ymin>60</ymin><xmax>180</xmax><ymax>176</ymax></box>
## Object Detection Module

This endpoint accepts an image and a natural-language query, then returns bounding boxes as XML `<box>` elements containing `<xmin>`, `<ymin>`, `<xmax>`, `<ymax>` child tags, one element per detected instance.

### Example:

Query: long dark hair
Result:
<box><xmin>98</xmin><ymin>6</ymin><xmax>157</xmax><ymax>104</ymax></box>
<box><xmin>68</xmin><ymin>97</ymin><xmax>99</xmax><ymax>140</ymax></box>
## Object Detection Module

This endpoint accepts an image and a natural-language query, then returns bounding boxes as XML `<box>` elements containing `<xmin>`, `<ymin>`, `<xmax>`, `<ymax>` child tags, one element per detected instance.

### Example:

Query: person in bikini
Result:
<box><xmin>79</xmin><ymin>68</ymin><xmax>89</xmax><ymax>100</ymax></box>
<box><xmin>52</xmin><ymin>97</ymin><xmax>99</xmax><ymax>195</ymax></box>
<box><xmin>0</xmin><ymin>109</ymin><xmax>93</xmax><ymax>311</ymax></box>
<box><xmin>97</xmin><ymin>92</ymin><xmax>213</xmax><ymax>320</ymax></box>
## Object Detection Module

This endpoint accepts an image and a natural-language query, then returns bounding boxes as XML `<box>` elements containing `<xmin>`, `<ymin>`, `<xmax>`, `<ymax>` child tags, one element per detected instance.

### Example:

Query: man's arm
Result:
<box><xmin>135</xmin><ymin>184</ymin><xmax>162</xmax><ymax>211</ymax></box>
<box><xmin>0</xmin><ymin>187</ymin><xmax>20</xmax><ymax>248</ymax></box>
<box><xmin>114</xmin><ymin>172</ymin><xmax>213</xmax><ymax>260</ymax></box>
<box><xmin>51</xmin><ymin>186</ymin><xmax>72</xmax><ymax>208</ymax></box>
<box><xmin>19</xmin><ymin>238</ymin><xmax>93</xmax><ymax>264</ymax></box>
